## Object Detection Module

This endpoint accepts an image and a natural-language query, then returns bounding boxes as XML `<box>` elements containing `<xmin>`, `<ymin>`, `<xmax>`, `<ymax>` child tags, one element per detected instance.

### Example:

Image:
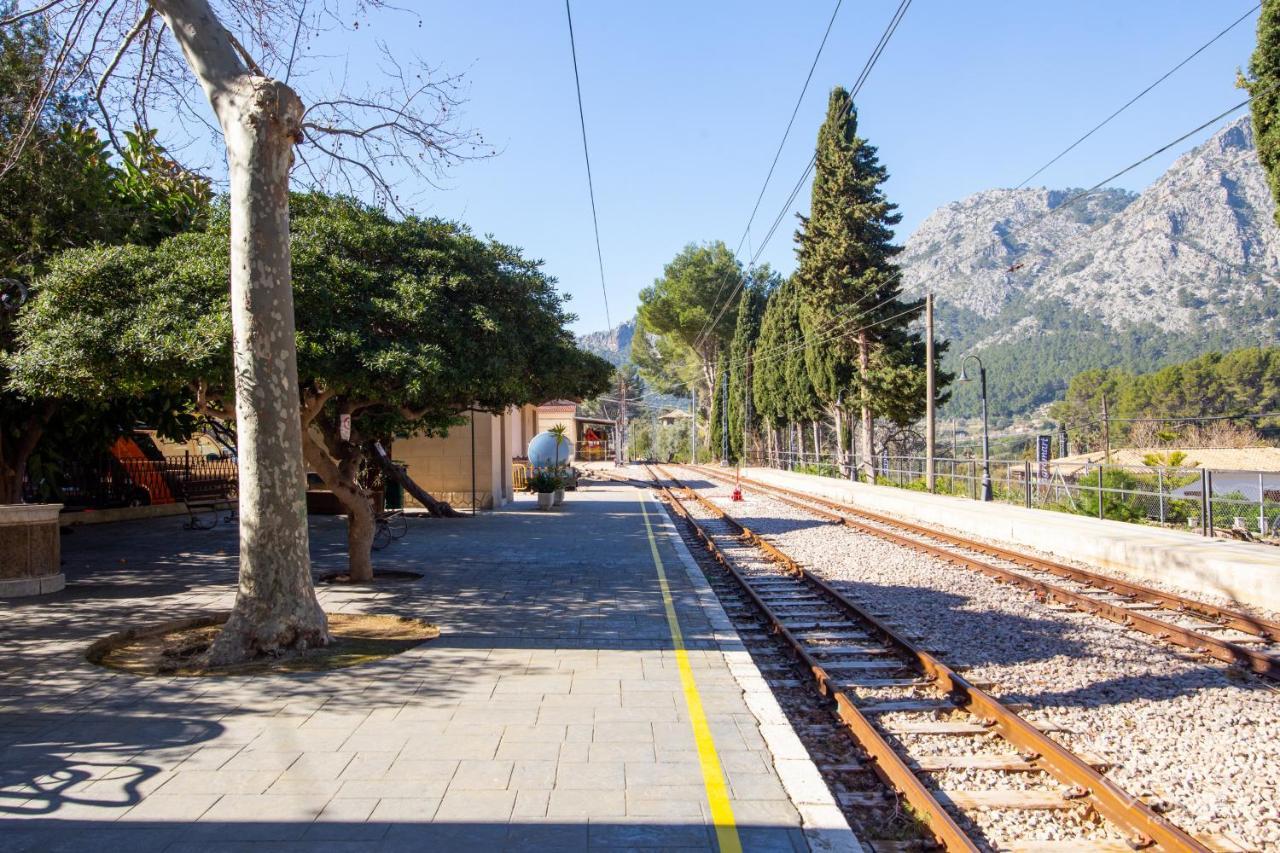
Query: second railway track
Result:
<box><xmin>645</xmin><ymin>464</ymin><xmax>1226</xmax><ymax>853</ymax></box>
<box><xmin>684</xmin><ymin>464</ymin><xmax>1280</xmax><ymax>681</ymax></box>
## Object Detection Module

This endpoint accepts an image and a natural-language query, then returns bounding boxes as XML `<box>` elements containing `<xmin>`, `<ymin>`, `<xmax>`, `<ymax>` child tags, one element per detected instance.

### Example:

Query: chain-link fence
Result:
<box><xmin>744</xmin><ymin>449</ymin><xmax>1279</xmax><ymax>539</ymax></box>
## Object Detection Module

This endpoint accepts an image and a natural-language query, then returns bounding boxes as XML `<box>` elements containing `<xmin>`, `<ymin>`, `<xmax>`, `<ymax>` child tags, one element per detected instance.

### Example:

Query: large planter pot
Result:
<box><xmin>536</xmin><ymin>492</ymin><xmax>554</xmax><ymax>511</ymax></box>
<box><xmin>553</xmin><ymin>488</ymin><xmax>565</xmax><ymax>506</ymax></box>
<box><xmin>0</xmin><ymin>503</ymin><xmax>65</xmax><ymax>597</ymax></box>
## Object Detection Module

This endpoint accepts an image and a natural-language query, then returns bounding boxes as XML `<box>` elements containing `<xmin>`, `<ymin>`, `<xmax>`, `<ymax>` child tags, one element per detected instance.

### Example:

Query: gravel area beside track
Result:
<box><xmin>677</xmin><ymin>470</ymin><xmax>1280</xmax><ymax>850</ymax></box>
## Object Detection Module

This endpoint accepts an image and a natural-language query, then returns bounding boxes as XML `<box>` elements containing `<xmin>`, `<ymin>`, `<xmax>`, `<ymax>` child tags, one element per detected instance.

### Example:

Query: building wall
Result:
<box><xmin>536</xmin><ymin>405</ymin><xmax>577</xmax><ymax>463</ymax></box>
<box><xmin>391</xmin><ymin>405</ymin><xmax>534</xmax><ymax>510</ymax></box>
<box><xmin>394</xmin><ymin>413</ymin><xmax>499</xmax><ymax>510</ymax></box>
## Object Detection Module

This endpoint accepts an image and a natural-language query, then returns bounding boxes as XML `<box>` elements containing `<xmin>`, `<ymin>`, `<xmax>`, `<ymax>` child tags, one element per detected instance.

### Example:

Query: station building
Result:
<box><xmin>389</xmin><ymin>400</ymin><xmax>618</xmax><ymax>510</ymax></box>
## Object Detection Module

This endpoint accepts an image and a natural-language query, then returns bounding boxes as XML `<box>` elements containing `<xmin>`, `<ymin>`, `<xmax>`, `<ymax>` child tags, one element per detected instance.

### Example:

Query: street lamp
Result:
<box><xmin>958</xmin><ymin>354</ymin><xmax>992</xmax><ymax>501</ymax></box>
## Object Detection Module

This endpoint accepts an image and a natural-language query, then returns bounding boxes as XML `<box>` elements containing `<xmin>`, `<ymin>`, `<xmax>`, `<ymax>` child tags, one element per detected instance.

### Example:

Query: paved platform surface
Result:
<box><xmin>0</xmin><ymin>480</ymin><xmax>846</xmax><ymax>851</ymax></box>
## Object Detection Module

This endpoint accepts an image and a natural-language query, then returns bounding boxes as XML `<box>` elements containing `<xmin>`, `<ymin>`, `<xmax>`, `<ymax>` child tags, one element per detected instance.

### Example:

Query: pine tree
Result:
<box><xmin>794</xmin><ymin>87</ymin><xmax>927</xmax><ymax>478</ymax></box>
<box><xmin>1245</xmin><ymin>0</ymin><xmax>1280</xmax><ymax>228</ymax></box>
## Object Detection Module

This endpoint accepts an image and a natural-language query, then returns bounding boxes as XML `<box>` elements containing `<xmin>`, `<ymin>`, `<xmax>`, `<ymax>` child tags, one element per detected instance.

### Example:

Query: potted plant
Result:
<box><xmin>548</xmin><ymin>424</ymin><xmax>570</xmax><ymax>466</ymax></box>
<box><xmin>553</xmin><ymin>466</ymin><xmax>567</xmax><ymax>506</ymax></box>
<box><xmin>528</xmin><ymin>470</ymin><xmax>559</xmax><ymax>510</ymax></box>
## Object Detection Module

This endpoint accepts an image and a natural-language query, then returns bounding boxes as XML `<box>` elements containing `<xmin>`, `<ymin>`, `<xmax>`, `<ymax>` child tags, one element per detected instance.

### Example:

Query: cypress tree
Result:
<box><xmin>1245</xmin><ymin>0</ymin><xmax>1280</xmax><ymax>228</ymax></box>
<box><xmin>726</xmin><ymin>269</ymin><xmax>773</xmax><ymax>464</ymax></box>
<box><xmin>794</xmin><ymin>87</ymin><xmax>927</xmax><ymax>478</ymax></box>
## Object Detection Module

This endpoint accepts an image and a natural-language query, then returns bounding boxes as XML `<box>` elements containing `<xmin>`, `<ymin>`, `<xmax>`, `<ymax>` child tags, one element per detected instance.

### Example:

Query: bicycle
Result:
<box><xmin>372</xmin><ymin>508</ymin><xmax>408</xmax><ymax>551</ymax></box>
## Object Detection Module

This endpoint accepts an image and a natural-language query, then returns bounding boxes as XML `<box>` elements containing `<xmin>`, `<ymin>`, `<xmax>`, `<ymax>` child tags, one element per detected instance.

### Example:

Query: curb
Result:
<box><xmin>644</xmin><ymin>488</ymin><xmax>865</xmax><ymax>853</ymax></box>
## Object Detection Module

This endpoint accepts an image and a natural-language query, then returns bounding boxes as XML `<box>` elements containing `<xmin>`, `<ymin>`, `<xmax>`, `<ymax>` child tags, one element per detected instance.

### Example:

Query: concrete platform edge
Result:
<box><xmin>645</xmin><ymin>489</ymin><xmax>865</xmax><ymax>853</ymax></box>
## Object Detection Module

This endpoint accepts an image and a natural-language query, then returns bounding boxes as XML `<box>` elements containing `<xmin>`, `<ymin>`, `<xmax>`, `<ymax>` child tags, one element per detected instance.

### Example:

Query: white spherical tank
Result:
<box><xmin>528</xmin><ymin>431</ymin><xmax>572</xmax><ymax>468</ymax></box>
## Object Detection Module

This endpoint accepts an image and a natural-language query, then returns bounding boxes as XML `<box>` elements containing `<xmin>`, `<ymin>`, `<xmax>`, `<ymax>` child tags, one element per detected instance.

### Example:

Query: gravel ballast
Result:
<box><xmin>676</xmin><ymin>470</ymin><xmax>1280</xmax><ymax>850</ymax></box>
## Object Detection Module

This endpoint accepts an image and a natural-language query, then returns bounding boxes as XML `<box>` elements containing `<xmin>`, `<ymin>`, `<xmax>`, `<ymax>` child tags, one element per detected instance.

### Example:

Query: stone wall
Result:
<box><xmin>0</xmin><ymin>504</ymin><xmax>65</xmax><ymax>597</ymax></box>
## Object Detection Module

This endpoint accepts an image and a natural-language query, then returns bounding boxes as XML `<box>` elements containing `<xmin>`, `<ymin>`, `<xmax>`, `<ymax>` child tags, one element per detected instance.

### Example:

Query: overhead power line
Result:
<box><xmin>693</xmin><ymin>0</ymin><xmax>913</xmax><ymax>354</ymax></box>
<box><xmin>1015</xmin><ymin>3</ymin><xmax>1260</xmax><ymax>189</ymax></box>
<box><xmin>667</xmin><ymin>90</ymin><xmax>1271</xmax><ymax>395</ymax></box>
<box><xmin>693</xmin><ymin>0</ymin><xmax>847</xmax><ymax>355</ymax></box>
<box><xmin>564</xmin><ymin>0</ymin><xmax>612</xmax><ymax>330</ymax></box>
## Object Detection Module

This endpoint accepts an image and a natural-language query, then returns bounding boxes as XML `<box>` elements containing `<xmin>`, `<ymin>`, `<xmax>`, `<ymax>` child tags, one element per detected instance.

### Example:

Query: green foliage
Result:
<box><xmin>792</xmin><ymin>87</ymin><xmax>941</xmax><ymax>426</ymax></box>
<box><xmin>1048</xmin><ymin>346</ymin><xmax>1280</xmax><ymax>448</ymax></box>
<box><xmin>527</xmin><ymin>470</ymin><xmax>560</xmax><ymax>493</ymax></box>
<box><xmin>709</xmin><ymin>351</ymin><xmax>727</xmax><ymax>461</ymax></box>
<box><xmin>12</xmin><ymin>195</ymin><xmax>614</xmax><ymax>442</ymax></box>
<box><xmin>726</xmin><ymin>273</ymin><xmax>773</xmax><ymax>463</ymax></box>
<box><xmin>1244</xmin><ymin>0</ymin><xmax>1280</xmax><ymax>229</ymax></box>
<box><xmin>753</xmin><ymin>277</ymin><xmax>820</xmax><ymax>427</ymax></box>
<box><xmin>1076</xmin><ymin>468</ymin><xmax>1148</xmax><ymax>522</ymax></box>
<box><xmin>635</xmin><ymin>241</ymin><xmax>743</xmax><ymax>401</ymax></box>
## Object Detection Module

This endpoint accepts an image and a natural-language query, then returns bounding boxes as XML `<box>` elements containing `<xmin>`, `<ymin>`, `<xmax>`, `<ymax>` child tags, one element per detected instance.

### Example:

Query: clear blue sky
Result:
<box><xmin>195</xmin><ymin>1</ymin><xmax>1264</xmax><ymax>334</ymax></box>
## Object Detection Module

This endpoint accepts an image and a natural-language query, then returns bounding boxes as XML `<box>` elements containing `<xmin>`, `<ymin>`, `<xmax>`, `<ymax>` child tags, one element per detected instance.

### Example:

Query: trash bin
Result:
<box><xmin>384</xmin><ymin>463</ymin><xmax>407</xmax><ymax>510</ymax></box>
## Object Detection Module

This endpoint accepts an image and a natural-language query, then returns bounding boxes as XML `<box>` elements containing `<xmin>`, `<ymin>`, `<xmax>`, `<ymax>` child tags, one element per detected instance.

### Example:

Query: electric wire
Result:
<box><xmin>693</xmin><ymin>0</ymin><xmax>847</xmax><ymax>354</ymax></box>
<box><xmin>565</xmin><ymin>0</ymin><xmax>612</xmax><ymax>330</ymax></box>
<box><xmin>1015</xmin><ymin>3</ymin><xmax>1260</xmax><ymax>189</ymax></box>
<box><xmin>692</xmin><ymin>0</ymin><xmax>913</xmax><ymax>354</ymax></box>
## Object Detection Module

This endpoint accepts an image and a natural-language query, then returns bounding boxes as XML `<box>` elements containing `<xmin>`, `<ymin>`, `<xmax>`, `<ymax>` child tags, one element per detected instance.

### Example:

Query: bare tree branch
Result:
<box><xmin>3</xmin><ymin>0</ymin><xmax>493</xmax><ymax>207</ymax></box>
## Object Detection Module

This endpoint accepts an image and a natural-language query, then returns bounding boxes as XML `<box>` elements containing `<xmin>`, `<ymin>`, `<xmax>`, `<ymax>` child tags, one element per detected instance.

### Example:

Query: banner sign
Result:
<box><xmin>339</xmin><ymin>413</ymin><xmax>352</xmax><ymax>441</ymax></box>
<box><xmin>1037</xmin><ymin>434</ymin><xmax>1051</xmax><ymax>482</ymax></box>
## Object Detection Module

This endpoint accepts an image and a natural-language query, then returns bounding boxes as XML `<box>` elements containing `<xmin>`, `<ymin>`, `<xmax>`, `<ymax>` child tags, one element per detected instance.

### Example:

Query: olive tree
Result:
<box><xmin>13</xmin><ymin>195</ymin><xmax>613</xmax><ymax>584</ymax></box>
<box><xmin>2</xmin><ymin>0</ymin><xmax>485</xmax><ymax>662</ymax></box>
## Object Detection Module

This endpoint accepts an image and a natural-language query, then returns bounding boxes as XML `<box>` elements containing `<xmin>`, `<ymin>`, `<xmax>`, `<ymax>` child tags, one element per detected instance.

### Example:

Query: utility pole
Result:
<box><xmin>722</xmin><ymin>370</ymin><xmax>729</xmax><ymax>465</ymax></box>
<box><xmin>652</xmin><ymin>409</ymin><xmax>658</xmax><ymax>462</ymax></box>
<box><xmin>616</xmin><ymin>373</ymin><xmax>627</xmax><ymax>466</ymax></box>
<box><xmin>690</xmin><ymin>389</ymin><xmax>697</xmax><ymax>464</ymax></box>
<box><xmin>925</xmin><ymin>293</ymin><xmax>936</xmax><ymax>492</ymax></box>
<box><xmin>1101</xmin><ymin>393</ymin><xmax>1110</xmax><ymax>464</ymax></box>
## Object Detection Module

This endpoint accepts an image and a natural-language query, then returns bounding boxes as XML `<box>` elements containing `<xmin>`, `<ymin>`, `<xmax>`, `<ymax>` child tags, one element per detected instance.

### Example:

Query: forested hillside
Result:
<box><xmin>1049</xmin><ymin>346</ymin><xmax>1280</xmax><ymax>450</ymax></box>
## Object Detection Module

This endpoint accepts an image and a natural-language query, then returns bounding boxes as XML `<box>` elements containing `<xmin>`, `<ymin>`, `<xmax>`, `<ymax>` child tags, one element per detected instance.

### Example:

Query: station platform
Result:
<box><xmin>0</xmin><ymin>479</ymin><xmax>857</xmax><ymax>852</ymax></box>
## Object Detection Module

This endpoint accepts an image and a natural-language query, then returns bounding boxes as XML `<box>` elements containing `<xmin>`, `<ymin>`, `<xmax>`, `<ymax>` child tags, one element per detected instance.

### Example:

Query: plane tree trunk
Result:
<box><xmin>152</xmin><ymin>0</ymin><xmax>329</xmax><ymax>664</ymax></box>
<box><xmin>301</xmin><ymin>404</ymin><xmax>375</xmax><ymax>583</ymax></box>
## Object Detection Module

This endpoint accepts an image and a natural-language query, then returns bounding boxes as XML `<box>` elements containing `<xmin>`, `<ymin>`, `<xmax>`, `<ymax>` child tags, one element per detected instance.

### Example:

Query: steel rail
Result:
<box><xmin>649</xmin><ymin>465</ymin><xmax>1210</xmax><ymax>853</ymax></box>
<box><xmin>645</xmin><ymin>467</ymin><xmax>979</xmax><ymax>852</ymax></box>
<box><xmin>687</xmin><ymin>465</ymin><xmax>1280</xmax><ymax>680</ymax></box>
<box><xmin>695</xmin><ymin>466</ymin><xmax>1280</xmax><ymax>640</ymax></box>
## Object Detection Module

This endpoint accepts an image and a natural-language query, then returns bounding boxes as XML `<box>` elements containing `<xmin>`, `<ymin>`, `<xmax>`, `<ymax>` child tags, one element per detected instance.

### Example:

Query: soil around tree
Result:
<box><xmin>87</xmin><ymin>612</ymin><xmax>439</xmax><ymax>676</ymax></box>
<box><xmin>317</xmin><ymin>569</ymin><xmax>424</xmax><ymax>584</ymax></box>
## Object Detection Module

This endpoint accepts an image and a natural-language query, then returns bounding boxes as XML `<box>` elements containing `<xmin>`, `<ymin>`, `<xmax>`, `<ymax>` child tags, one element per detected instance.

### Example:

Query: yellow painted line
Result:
<box><xmin>638</xmin><ymin>493</ymin><xmax>742</xmax><ymax>853</ymax></box>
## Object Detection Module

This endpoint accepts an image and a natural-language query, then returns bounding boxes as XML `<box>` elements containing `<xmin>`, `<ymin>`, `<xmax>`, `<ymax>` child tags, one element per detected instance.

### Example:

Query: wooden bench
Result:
<box><xmin>182</xmin><ymin>479</ymin><xmax>236</xmax><ymax>530</ymax></box>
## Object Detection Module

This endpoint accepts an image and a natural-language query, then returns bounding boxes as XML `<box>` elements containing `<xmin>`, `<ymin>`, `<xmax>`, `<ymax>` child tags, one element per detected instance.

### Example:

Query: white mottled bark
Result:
<box><xmin>151</xmin><ymin>0</ymin><xmax>328</xmax><ymax>663</ymax></box>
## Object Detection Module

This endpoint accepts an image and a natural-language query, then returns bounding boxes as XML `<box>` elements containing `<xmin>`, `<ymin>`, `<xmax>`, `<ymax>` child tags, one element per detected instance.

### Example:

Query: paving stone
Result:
<box><xmin>0</xmin><ymin>485</ymin><xmax>829</xmax><ymax>850</ymax></box>
<box><xmin>554</xmin><ymin>760</ymin><xmax>624</xmax><ymax>791</ymax></box>
<box><xmin>449</xmin><ymin>758</ymin><xmax>514</xmax><ymax>790</ymax></box>
<box><xmin>433</xmin><ymin>788</ymin><xmax>515</xmax><ymax>821</ymax></box>
<box><xmin>546</xmin><ymin>788</ymin><xmax>626</xmax><ymax>817</ymax></box>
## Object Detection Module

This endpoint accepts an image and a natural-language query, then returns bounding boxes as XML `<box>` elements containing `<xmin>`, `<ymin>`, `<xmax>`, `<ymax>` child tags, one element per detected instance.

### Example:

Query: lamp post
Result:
<box><xmin>958</xmin><ymin>354</ymin><xmax>992</xmax><ymax>502</ymax></box>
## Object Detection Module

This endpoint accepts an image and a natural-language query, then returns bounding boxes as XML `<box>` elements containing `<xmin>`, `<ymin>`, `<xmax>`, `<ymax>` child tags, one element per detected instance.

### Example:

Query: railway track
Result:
<box><xmin>684</xmin><ymin>464</ymin><xmax>1280</xmax><ymax>681</ymax></box>
<box><xmin>645</xmin><ymin>463</ymin><xmax>1227</xmax><ymax>853</ymax></box>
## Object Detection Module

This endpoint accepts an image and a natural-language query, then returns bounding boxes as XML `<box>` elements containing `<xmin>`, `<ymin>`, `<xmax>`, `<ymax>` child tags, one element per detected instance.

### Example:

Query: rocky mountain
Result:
<box><xmin>577</xmin><ymin>317</ymin><xmax>635</xmax><ymax>367</ymax></box>
<box><xmin>900</xmin><ymin>116</ymin><xmax>1280</xmax><ymax>416</ymax></box>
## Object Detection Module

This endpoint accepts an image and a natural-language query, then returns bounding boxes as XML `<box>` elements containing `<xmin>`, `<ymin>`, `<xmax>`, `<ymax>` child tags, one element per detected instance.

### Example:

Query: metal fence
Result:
<box><xmin>745</xmin><ymin>449</ymin><xmax>1280</xmax><ymax>539</ymax></box>
<box><xmin>23</xmin><ymin>454</ymin><xmax>237</xmax><ymax>509</ymax></box>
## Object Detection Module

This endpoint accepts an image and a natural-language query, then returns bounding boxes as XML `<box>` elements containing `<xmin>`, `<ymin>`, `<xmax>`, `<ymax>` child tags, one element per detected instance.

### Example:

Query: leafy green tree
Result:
<box><xmin>636</xmin><ymin>241</ymin><xmax>743</xmax><ymax>408</ymax></box>
<box><xmin>1050</xmin><ymin>347</ymin><xmax>1280</xmax><ymax>450</ymax></box>
<box><xmin>793</xmin><ymin>88</ymin><xmax>932</xmax><ymax>477</ymax></box>
<box><xmin>0</xmin><ymin>13</ymin><xmax>210</xmax><ymax>503</ymax></box>
<box><xmin>1244</xmin><ymin>0</ymin><xmax>1280</xmax><ymax>228</ymax></box>
<box><xmin>13</xmin><ymin>195</ymin><xmax>612</xmax><ymax>585</ymax></box>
